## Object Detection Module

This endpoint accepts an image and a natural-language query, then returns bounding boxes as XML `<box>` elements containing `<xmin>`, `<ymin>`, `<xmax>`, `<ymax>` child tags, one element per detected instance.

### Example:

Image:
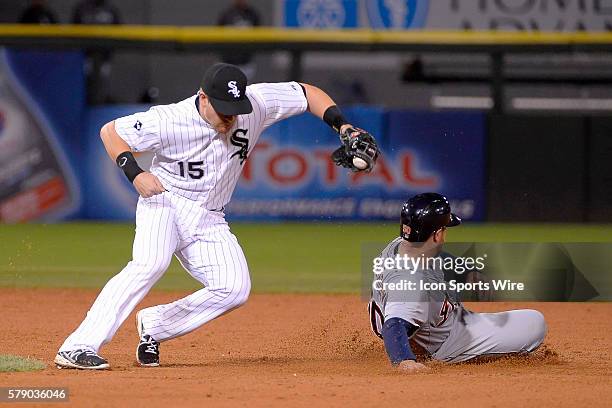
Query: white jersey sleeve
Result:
<box><xmin>383</xmin><ymin>271</ymin><xmax>428</xmax><ymax>328</ymax></box>
<box><xmin>114</xmin><ymin>108</ymin><xmax>161</xmax><ymax>152</ymax></box>
<box><xmin>248</xmin><ymin>82</ymin><xmax>308</xmax><ymax>127</ymax></box>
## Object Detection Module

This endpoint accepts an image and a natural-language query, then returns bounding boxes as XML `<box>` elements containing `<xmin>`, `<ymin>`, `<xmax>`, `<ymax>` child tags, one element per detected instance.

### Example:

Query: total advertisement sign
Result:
<box><xmin>281</xmin><ymin>0</ymin><xmax>612</xmax><ymax>31</ymax></box>
<box><xmin>84</xmin><ymin>106</ymin><xmax>485</xmax><ymax>222</ymax></box>
<box><xmin>227</xmin><ymin>109</ymin><xmax>485</xmax><ymax>221</ymax></box>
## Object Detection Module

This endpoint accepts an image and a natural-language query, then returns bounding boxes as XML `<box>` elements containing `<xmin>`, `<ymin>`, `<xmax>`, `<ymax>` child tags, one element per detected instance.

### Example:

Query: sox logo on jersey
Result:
<box><xmin>230</xmin><ymin>129</ymin><xmax>249</xmax><ymax>164</ymax></box>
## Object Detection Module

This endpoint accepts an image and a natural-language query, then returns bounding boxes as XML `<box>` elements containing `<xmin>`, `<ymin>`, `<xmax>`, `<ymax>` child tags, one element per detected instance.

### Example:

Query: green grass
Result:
<box><xmin>0</xmin><ymin>355</ymin><xmax>46</xmax><ymax>372</ymax></box>
<box><xmin>0</xmin><ymin>222</ymin><xmax>611</xmax><ymax>293</ymax></box>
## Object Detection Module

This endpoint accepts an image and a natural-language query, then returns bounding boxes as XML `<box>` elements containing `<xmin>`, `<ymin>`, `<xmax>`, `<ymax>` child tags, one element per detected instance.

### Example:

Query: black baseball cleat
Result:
<box><xmin>136</xmin><ymin>310</ymin><xmax>160</xmax><ymax>367</ymax></box>
<box><xmin>54</xmin><ymin>349</ymin><xmax>110</xmax><ymax>370</ymax></box>
<box><xmin>137</xmin><ymin>335</ymin><xmax>160</xmax><ymax>367</ymax></box>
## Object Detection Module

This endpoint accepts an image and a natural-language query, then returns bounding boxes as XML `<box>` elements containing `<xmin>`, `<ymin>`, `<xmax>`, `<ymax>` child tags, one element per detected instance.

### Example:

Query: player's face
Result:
<box><xmin>198</xmin><ymin>92</ymin><xmax>236</xmax><ymax>133</ymax></box>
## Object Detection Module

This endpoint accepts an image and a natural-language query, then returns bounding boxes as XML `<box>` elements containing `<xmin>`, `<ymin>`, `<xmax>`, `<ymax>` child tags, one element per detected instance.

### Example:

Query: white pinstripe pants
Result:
<box><xmin>59</xmin><ymin>192</ymin><xmax>251</xmax><ymax>352</ymax></box>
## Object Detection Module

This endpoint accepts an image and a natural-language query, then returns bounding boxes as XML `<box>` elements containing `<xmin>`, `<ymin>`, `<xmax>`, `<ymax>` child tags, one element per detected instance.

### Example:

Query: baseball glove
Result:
<box><xmin>331</xmin><ymin>127</ymin><xmax>379</xmax><ymax>172</ymax></box>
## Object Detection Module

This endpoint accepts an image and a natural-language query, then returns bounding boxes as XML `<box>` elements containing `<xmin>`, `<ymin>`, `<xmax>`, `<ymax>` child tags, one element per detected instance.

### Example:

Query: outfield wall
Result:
<box><xmin>1</xmin><ymin>48</ymin><xmax>609</xmax><ymax>223</ymax></box>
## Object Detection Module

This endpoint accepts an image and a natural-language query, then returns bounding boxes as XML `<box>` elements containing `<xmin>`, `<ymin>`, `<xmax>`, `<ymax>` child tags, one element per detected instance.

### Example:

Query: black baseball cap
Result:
<box><xmin>200</xmin><ymin>63</ymin><xmax>252</xmax><ymax>116</ymax></box>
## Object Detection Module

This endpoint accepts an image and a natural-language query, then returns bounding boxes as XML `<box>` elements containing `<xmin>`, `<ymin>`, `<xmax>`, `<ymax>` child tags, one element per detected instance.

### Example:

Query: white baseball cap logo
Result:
<box><xmin>228</xmin><ymin>81</ymin><xmax>240</xmax><ymax>98</ymax></box>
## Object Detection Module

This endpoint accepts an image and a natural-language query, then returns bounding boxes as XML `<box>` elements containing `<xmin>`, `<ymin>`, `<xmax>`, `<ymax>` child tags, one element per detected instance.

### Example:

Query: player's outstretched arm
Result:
<box><xmin>382</xmin><ymin>317</ymin><xmax>430</xmax><ymax>373</ymax></box>
<box><xmin>299</xmin><ymin>83</ymin><xmax>379</xmax><ymax>173</ymax></box>
<box><xmin>299</xmin><ymin>83</ymin><xmax>352</xmax><ymax>133</ymax></box>
<box><xmin>100</xmin><ymin>121</ymin><xmax>166</xmax><ymax>198</ymax></box>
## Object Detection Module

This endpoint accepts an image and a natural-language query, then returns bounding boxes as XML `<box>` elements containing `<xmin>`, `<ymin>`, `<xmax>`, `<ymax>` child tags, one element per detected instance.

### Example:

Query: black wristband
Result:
<box><xmin>323</xmin><ymin>105</ymin><xmax>348</xmax><ymax>133</ymax></box>
<box><xmin>116</xmin><ymin>151</ymin><xmax>144</xmax><ymax>183</ymax></box>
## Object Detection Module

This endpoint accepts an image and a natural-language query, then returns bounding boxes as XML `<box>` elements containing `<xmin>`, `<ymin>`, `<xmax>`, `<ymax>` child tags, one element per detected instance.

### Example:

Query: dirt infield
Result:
<box><xmin>0</xmin><ymin>288</ymin><xmax>610</xmax><ymax>408</ymax></box>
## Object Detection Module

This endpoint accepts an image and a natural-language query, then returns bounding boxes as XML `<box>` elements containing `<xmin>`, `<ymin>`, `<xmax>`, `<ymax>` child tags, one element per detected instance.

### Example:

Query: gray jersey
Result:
<box><xmin>369</xmin><ymin>237</ymin><xmax>547</xmax><ymax>362</ymax></box>
<box><xmin>370</xmin><ymin>237</ymin><xmax>465</xmax><ymax>355</ymax></box>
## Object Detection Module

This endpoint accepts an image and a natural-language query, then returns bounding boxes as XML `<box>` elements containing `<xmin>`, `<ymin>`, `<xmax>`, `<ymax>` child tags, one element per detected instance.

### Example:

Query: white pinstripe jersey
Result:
<box><xmin>114</xmin><ymin>82</ymin><xmax>308</xmax><ymax>210</ymax></box>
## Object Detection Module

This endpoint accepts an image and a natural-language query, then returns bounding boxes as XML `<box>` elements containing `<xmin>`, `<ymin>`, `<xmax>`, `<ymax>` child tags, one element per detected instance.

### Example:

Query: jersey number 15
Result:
<box><xmin>178</xmin><ymin>161</ymin><xmax>204</xmax><ymax>179</ymax></box>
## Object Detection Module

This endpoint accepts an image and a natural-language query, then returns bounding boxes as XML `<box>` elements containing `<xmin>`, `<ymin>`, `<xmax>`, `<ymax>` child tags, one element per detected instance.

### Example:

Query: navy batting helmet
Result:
<box><xmin>400</xmin><ymin>193</ymin><xmax>461</xmax><ymax>242</ymax></box>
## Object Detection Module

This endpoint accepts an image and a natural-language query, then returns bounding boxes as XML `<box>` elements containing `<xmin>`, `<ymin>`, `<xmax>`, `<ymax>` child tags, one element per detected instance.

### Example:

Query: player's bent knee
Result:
<box><xmin>232</xmin><ymin>280</ymin><xmax>251</xmax><ymax>308</ymax></box>
<box><xmin>213</xmin><ymin>279</ymin><xmax>251</xmax><ymax>309</ymax></box>
<box><xmin>232</xmin><ymin>291</ymin><xmax>250</xmax><ymax>308</ymax></box>
<box><xmin>218</xmin><ymin>288</ymin><xmax>250</xmax><ymax>310</ymax></box>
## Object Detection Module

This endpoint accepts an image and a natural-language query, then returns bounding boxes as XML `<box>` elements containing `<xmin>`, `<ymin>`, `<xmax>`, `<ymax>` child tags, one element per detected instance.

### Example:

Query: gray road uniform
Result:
<box><xmin>369</xmin><ymin>237</ymin><xmax>546</xmax><ymax>363</ymax></box>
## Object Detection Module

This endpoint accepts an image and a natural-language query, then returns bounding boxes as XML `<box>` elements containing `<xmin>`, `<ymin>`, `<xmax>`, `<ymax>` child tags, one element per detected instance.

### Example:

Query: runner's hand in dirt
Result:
<box><xmin>398</xmin><ymin>360</ymin><xmax>430</xmax><ymax>373</ymax></box>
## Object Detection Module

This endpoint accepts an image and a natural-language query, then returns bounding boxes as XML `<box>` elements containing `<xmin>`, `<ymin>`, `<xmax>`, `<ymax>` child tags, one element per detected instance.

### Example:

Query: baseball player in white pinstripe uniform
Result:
<box><xmin>55</xmin><ymin>63</ymin><xmax>379</xmax><ymax>369</ymax></box>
